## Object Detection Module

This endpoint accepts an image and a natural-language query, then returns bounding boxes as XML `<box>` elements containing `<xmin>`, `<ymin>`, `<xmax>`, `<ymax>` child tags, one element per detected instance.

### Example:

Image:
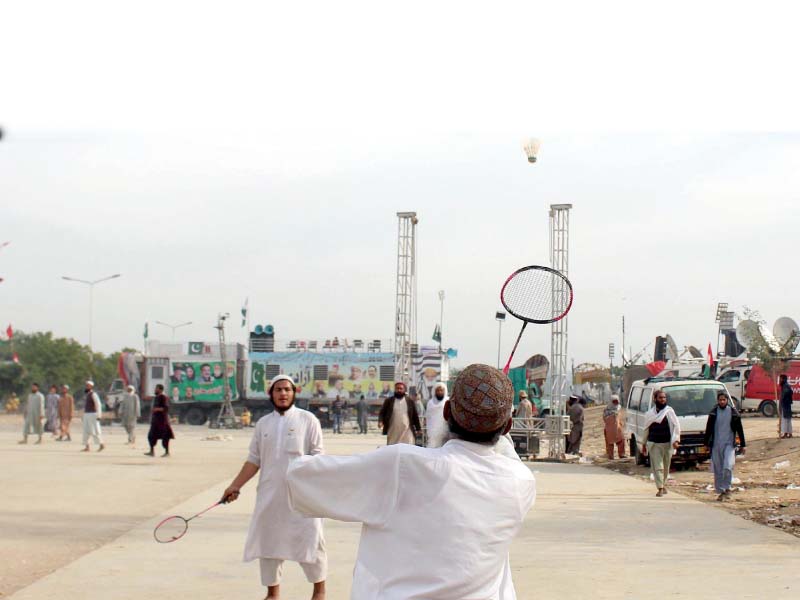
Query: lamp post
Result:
<box><xmin>495</xmin><ymin>311</ymin><xmax>506</xmax><ymax>369</ymax></box>
<box><xmin>155</xmin><ymin>320</ymin><xmax>193</xmax><ymax>341</ymax></box>
<box><xmin>61</xmin><ymin>273</ymin><xmax>121</xmax><ymax>352</ymax></box>
<box><xmin>438</xmin><ymin>290</ymin><xmax>445</xmax><ymax>353</ymax></box>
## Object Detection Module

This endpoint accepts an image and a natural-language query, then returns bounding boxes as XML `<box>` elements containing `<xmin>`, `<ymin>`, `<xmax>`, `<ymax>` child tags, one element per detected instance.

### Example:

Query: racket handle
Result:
<box><xmin>503</xmin><ymin>322</ymin><xmax>528</xmax><ymax>375</ymax></box>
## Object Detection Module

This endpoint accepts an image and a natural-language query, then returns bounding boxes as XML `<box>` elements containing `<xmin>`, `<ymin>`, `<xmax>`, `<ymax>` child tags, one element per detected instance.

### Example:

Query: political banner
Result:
<box><xmin>169</xmin><ymin>360</ymin><xmax>237</xmax><ymax>403</ymax></box>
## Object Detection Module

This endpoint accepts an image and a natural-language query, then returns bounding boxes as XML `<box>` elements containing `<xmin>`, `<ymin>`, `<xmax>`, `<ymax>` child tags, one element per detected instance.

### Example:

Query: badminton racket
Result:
<box><xmin>500</xmin><ymin>265</ymin><xmax>573</xmax><ymax>374</ymax></box>
<box><xmin>153</xmin><ymin>499</ymin><xmax>227</xmax><ymax>543</ymax></box>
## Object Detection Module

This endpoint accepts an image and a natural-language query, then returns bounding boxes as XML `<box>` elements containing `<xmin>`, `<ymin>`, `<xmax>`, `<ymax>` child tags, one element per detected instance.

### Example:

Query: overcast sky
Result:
<box><xmin>2</xmin><ymin>1</ymin><xmax>800</xmax><ymax>368</ymax></box>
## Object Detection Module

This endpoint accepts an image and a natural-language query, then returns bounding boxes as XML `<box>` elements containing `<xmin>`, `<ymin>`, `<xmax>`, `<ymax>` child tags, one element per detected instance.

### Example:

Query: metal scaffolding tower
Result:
<box><xmin>394</xmin><ymin>212</ymin><xmax>418</xmax><ymax>384</ymax></box>
<box><xmin>548</xmin><ymin>203</ymin><xmax>572</xmax><ymax>457</ymax></box>
<box><xmin>212</xmin><ymin>313</ymin><xmax>239</xmax><ymax>428</ymax></box>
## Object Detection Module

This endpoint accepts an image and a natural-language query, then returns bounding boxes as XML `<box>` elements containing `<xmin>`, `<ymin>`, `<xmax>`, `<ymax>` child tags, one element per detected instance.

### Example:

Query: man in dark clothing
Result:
<box><xmin>331</xmin><ymin>396</ymin><xmax>345</xmax><ymax>434</ymax></box>
<box><xmin>378</xmin><ymin>382</ymin><xmax>421</xmax><ymax>445</ymax></box>
<box><xmin>356</xmin><ymin>395</ymin><xmax>368</xmax><ymax>434</ymax></box>
<box><xmin>779</xmin><ymin>374</ymin><xmax>794</xmax><ymax>438</ymax></box>
<box><xmin>145</xmin><ymin>384</ymin><xmax>174</xmax><ymax>457</ymax></box>
<box><xmin>566</xmin><ymin>397</ymin><xmax>584</xmax><ymax>455</ymax></box>
<box><xmin>704</xmin><ymin>392</ymin><xmax>746</xmax><ymax>501</ymax></box>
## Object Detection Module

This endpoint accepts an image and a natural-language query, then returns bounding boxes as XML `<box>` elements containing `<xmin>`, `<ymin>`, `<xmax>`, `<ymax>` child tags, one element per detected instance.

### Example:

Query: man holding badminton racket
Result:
<box><xmin>222</xmin><ymin>375</ymin><xmax>327</xmax><ymax>600</ymax></box>
<box><xmin>285</xmin><ymin>364</ymin><xmax>535</xmax><ymax>599</ymax></box>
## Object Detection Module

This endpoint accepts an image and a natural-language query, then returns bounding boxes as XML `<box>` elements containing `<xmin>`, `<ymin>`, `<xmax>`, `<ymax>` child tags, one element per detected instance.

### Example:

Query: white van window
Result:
<box><xmin>629</xmin><ymin>387</ymin><xmax>643</xmax><ymax>411</ymax></box>
<box><xmin>663</xmin><ymin>384</ymin><xmax>725</xmax><ymax>417</ymax></box>
<box><xmin>718</xmin><ymin>370</ymin><xmax>740</xmax><ymax>383</ymax></box>
<box><xmin>641</xmin><ymin>389</ymin><xmax>653</xmax><ymax>411</ymax></box>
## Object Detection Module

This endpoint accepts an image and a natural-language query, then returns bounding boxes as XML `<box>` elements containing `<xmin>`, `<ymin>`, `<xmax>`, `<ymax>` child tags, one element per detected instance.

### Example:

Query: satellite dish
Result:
<box><xmin>735</xmin><ymin>320</ymin><xmax>760</xmax><ymax>349</ymax></box>
<box><xmin>773</xmin><ymin>317</ymin><xmax>800</xmax><ymax>350</ymax></box>
<box><xmin>254</xmin><ymin>325</ymin><xmax>263</xmax><ymax>335</ymax></box>
<box><xmin>264</xmin><ymin>325</ymin><xmax>275</xmax><ymax>335</ymax></box>
<box><xmin>665</xmin><ymin>335</ymin><xmax>680</xmax><ymax>361</ymax></box>
<box><xmin>687</xmin><ymin>345</ymin><xmax>703</xmax><ymax>359</ymax></box>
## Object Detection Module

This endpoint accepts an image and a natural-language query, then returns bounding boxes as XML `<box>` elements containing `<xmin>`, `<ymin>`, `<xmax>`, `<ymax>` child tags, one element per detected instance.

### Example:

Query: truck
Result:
<box><xmin>717</xmin><ymin>360</ymin><xmax>800</xmax><ymax>417</ymax></box>
<box><xmin>108</xmin><ymin>338</ymin><xmax>447</xmax><ymax>427</ymax></box>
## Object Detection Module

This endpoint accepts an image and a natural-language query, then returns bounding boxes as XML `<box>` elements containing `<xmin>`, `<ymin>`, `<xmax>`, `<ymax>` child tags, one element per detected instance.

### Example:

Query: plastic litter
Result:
<box><xmin>773</xmin><ymin>460</ymin><xmax>791</xmax><ymax>470</ymax></box>
<box><xmin>787</xmin><ymin>483</ymin><xmax>800</xmax><ymax>490</ymax></box>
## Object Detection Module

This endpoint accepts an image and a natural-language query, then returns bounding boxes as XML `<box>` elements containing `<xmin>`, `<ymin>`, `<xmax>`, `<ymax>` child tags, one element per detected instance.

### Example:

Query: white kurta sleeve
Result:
<box><xmin>246</xmin><ymin>423</ymin><xmax>262</xmax><ymax>466</ymax></box>
<box><xmin>306</xmin><ymin>417</ymin><xmax>324</xmax><ymax>456</ymax></box>
<box><xmin>287</xmin><ymin>447</ymin><xmax>400</xmax><ymax>526</ymax></box>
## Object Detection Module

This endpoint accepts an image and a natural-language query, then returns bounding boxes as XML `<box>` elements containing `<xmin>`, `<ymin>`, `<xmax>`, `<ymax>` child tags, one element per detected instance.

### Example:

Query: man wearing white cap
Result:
<box><xmin>119</xmin><ymin>384</ymin><xmax>141</xmax><ymax>445</ymax></box>
<box><xmin>222</xmin><ymin>375</ymin><xmax>327</xmax><ymax>600</ymax></box>
<box><xmin>286</xmin><ymin>364</ymin><xmax>536</xmax><ymax>599</ymax></box>
<box><xmin>81</xmin><ymin>381</ymin><xmax>105</xmax><ymax>452</ymax></box>
<box><xmin>424</xmin><ymin>381</ymin><xmax>448</xmax><ymax>447</ymax></box>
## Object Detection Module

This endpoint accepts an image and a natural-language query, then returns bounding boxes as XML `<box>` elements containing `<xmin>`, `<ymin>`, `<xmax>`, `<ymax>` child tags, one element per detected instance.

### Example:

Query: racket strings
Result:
<box><xmin>502</xmin><ymin>269</ymin><xmax>570</xmax><ymax>322</ymax></box>
<box><xmin>154</xmin><ymin>516</ymin><xmax>188</xmax><ymax>543</ymax></box>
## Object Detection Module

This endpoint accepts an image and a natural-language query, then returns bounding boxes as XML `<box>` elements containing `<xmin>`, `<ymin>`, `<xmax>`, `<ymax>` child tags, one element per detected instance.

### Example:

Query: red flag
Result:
<box><xmin>707</xmin><ymin>343</ymin><xmax>714</xmax><ymax>365</ymax></box>
<box><xmin>645</xmin><ymin>361</ymin><xmax>667</xmax><ymax>376</ymax></box>
<box><xmin>5</xmin><ymin>324</ymin><xmax>12</xmax><ymax>339</ymax></box>
<box><xmin>12</xmin><ymin>352</ymin><xmax>19</xmax><ymax>364</ymax></box>
<box><xmin>117</xmin><ymin>353</ymin><xmax>129</xmax><ymax>386</ymax></box>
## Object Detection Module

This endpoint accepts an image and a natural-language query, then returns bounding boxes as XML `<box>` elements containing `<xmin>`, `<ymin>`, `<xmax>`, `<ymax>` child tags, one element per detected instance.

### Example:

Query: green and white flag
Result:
<box><xmin>432</xmin><ymin>324</ymin><xmax>441</xmax><ymax>343</ymax></box>
<box><xmin>143</xmin><ymin>322</ymin><xmax>149</xmax><ymax>339</ymax></box>
<box><xmin>241</xmin><ymin>297</ymin><xmax>248</xmax><ymax>327</ymax></box>
<box><xmin>188</xmin><ymin>342</ymin><xmax>204</xmax><ymax>355</ymax></box>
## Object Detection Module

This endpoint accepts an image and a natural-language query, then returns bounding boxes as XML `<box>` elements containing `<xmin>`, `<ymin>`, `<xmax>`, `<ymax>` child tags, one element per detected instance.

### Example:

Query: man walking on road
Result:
<box><xmin>705</xmin><ymin>391</ymin><xmax>746</xmax><ymax>501</ymax></box>
<box><xmin>378</xmin><ymin>382</ymin><xmax>421</xmax><ymax>445</ymax></box>
<box><xmin>425</xmin><ymin>382</ymin><xmax>449</xmax><ymax>447</ymax></box>
<box><xmin>81</xmin><ymin>381</ymin><xmax>105</xmax><ymax>452</ymax></box>
<box><xmin>19</xmin><ymin>383</ymin><xmax>44</xmax><ymax>445</ymax></box>
<box><xmin>516</xmin><ymin>390</ymin><xmax>534</xmax><ymax>421</ymax></box>
<box><xmin>642</xmin><ymin>390</ymin><xmax>680</xmax><ymax>497</ymax></box>
<box><xmin>144</xmin><ymin>384</ymin><xmax>174</xmax><ymax>457</ymax></box>
<box><xmin>566</xmin><ymin>396</ymin><xmax>584</xmax><ymax>454</ymax></box>
<box><xmin>286</xmin><ymin>364</ymin><xmax>535</xmax><ymax>599</ymax></box>
<box><xmin>57</xmin><ymin>384</ymin><xmax>74</xmax><ymax>441</ymax></box>
<box><xmin>45</xmin><ymin>385</ymin><xmax>60</xmax><ymax>436</ymax></box>
<box><xmin>779</xmin><ymin>374</ymin><xmax>794</xmax><ymax>438</ymax></box>
<box><xmin>119</xmin><ymin>385</ymin><xmax>141</xmax><ymax>445</ymax></box>
<box><xmin>356</xmin><ymin>395</ymin><xmax>368</xmax><ymax>434</ymax></box>
<box><xmin>222</xmin><ymin>375</ymin><xmax>327</xmax><ymax>600</ymax></box>
<box><xmin>331</xmin><ymin>395</ymin><xmax>345</xmax><ymax>434</ymax></box>
<box><xmin>603</xmin><ymin>395</ymin><xmax>626</xmax><ymax>459</ymax></box>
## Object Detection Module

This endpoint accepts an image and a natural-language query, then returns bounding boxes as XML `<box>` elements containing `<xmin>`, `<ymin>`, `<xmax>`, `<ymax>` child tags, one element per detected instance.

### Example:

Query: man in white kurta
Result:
<box><xmin>20</xmin><ymin>383</ymin><xmax>45</xmax><ymax>444</ymax></box>
<box><xmin>223</xmin><ymin>375</ymin><xmax>327</xmax><ymax>600</ymax></box>
<box><xmin>287</xmin><ymin>364</ymin><xmax>536</xmax><ymax>600</ymax></box>
<box><xmin>424</xmin><ymin>382</ymin><xmax>448</xmax><ymax>447</ymax></box>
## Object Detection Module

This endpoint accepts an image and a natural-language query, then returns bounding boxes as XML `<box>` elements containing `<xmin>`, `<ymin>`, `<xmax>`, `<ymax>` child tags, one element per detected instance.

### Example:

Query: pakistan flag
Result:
<box><xmin>250</xmin><ymin>362</ymin><xmax>265</xmax><ymax>392</ymax></box>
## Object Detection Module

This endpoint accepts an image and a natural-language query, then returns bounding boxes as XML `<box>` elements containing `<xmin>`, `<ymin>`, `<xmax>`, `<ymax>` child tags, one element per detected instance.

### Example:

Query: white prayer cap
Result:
<box><xmin>126</xmin><ymin>385</ymin><xmax>135</xmax><ymax>392</ymax></box>
<box><xmin>268</xmin><ymin>374</ymin><xmax>296</xmax><ymax>397</ymax></box>
<box><xmin>434</xmin><ymin>381</ymin><xmax>447</xmax><ymax>391</ymax></box>
<box><xmin>85</xmin><ymin>380</ymin><xmax>95</xmax><ymax>388</ymax></box>
<box><xmin>611</xmin><ymin>394</ymin><xmax>620</xmax><ymax>402</ymax></box>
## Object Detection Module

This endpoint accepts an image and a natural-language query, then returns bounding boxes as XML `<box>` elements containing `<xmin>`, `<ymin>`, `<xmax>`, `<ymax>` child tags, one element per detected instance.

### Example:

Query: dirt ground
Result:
<box><xmin>579</xmin><ymin>405</ymin><xmax>800</xmax><ymax>538</ymax></box>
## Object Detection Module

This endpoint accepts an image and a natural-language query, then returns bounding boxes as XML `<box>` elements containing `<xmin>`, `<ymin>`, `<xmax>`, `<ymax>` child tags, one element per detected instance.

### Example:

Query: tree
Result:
<box><xmin>741</xmin><ymin>308</ymin><xmax>799</xmax><ymax>432</ymax></box>
<box><xmin>0</xmin><ymin>330</ymin><xmax>133</xmax><ymax>401</ymax></box>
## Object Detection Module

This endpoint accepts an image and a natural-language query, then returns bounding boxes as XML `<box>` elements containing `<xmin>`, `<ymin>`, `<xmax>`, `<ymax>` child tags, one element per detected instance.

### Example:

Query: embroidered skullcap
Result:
<box><xmin>268</xmin><ymin>374</ymin><xmax>296</xmax><ymax>397</ymax></box>
<box><xmin>450</xmin><ymin>364</ymin><xmax>513</xmax><ymax>433</ymax></box>
<box><xmin>85</xmin><ymin>380</ymin><xmax>95</xmax><ymax>388</ymax></box>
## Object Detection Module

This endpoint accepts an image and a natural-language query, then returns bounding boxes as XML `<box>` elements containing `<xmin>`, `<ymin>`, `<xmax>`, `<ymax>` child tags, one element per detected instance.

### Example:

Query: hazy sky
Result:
<box><xmin>2</xmin><ymin>1</ymin><xmax>800</xmax><ymax>368</ymax></box>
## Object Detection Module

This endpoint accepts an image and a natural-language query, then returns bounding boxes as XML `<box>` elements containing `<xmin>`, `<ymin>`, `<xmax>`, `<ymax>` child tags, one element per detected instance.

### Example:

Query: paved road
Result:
<box><xmin>7</xmin><ymin>433</ymin><xmax>800</xmax><ymax>599</ymax></box>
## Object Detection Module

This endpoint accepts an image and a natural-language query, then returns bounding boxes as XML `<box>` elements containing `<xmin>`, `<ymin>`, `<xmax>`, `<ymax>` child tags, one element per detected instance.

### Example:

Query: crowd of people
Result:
<box><xmin>14</xmin><ymin>380</ymin><xmax>176</xmax><ymax>457</ymax></box>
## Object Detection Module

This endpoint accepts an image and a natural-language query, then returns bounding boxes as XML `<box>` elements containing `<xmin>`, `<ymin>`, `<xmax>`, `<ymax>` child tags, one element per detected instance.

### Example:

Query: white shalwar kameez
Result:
<box><xmin>424</xmin><ymin>394</ymin><xmax>448</xmax><ymax>448</ymax></box>
<box><xmin>287</xmin><ymin>439</ymin><xmax>536</xmax><ymax>600</ymax></box>
<box><xmin>243</xmin><ymin>406</ymin><xmax>326</xmax><ymax>585</ymax></box>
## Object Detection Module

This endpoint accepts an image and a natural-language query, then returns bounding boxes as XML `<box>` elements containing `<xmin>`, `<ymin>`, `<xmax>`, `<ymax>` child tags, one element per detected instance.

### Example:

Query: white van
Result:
<box><xmin>625</xmin><ymin>378</ymin><xmax>731</xmax><ymax>466</ymax></box>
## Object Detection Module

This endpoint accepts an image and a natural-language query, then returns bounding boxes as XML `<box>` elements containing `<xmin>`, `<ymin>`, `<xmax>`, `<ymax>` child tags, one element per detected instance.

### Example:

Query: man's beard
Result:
<box><xmin>272</xmin><ymin>398</ymin><xmax>295</xmax><ymax>414</ymax></box>
<box><xmin>435</xmin><ymin>395</ymin><xmax>445</xmax><ymax>401</ymax></box>
<box><xmin>394</xmin><ymin>392</ymin><xmax>405</xmax><ymax>399</ymax></box>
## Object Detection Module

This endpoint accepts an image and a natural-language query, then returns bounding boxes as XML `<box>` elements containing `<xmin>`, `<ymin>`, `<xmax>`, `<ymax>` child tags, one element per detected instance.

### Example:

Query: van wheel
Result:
<box><xmin>760</xmin><ymin>401</ymin><xmax>777</xmax><ymax>418</ymax></box>
<box><xmin>185</xmin><ymin>407</ymin><xmax>207</xmax><ymax>426</ymax></box>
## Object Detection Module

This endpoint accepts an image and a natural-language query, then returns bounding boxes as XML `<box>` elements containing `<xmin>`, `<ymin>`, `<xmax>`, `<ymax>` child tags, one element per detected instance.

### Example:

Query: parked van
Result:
<box><xmin>625</xmin><ymin>378</ymin><xmax>730</xmax><ymax>466</ymax></box>
<box><xmin>718</xmin><ymin>361</ymin><xmax>800</xmax><ymax>417</ymax></box>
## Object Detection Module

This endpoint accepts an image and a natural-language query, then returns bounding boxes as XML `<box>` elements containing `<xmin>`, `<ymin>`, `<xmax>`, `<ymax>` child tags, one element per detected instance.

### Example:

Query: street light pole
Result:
<box><xmin>495</xmin><ymin>311</ymin><xmax>506</xmax><ymax>369</ymax></box>
<box><xmin>438</xmin><ymin>290</ymin><xmax>445</xmax><ymax>353</ymax></box>
<box><xmin>61</xmin><ymin>273</ymin><xmax>121</xmax><ymax>352</ymax></box>
<box><xmin>155</xmin><ymin>320</ymin><xmax>193</xmax><ymax>341</ymax></box>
